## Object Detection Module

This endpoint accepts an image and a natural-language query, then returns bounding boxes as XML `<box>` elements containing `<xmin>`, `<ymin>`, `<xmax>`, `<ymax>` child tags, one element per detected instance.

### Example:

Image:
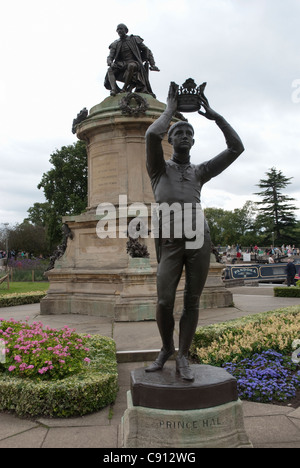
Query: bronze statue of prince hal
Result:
<box><xmin>145</xmin><ymin>81</ymin><xmax>245</xmax><ymax>381</ymax></box>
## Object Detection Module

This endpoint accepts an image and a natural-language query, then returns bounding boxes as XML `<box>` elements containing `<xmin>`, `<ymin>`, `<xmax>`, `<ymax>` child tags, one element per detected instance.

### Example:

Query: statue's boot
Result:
<box><xmin>145</xmin><ymin>304</ymin><xmax>175</xmax><ymax>372</ymax></box>
<box><xmin>175</xmin><ymin>354</ymin><xmax>194</xmax><ymax>381</ymax></box>
<box><xmin>175</xmin><ymin>294</ymin><xmax>199</xmax><ymax>381</ymax></box>
<box><xmin>145</xmin><ymin>346</ymin><xmax>175</xmax><ymax>372</ymax></box>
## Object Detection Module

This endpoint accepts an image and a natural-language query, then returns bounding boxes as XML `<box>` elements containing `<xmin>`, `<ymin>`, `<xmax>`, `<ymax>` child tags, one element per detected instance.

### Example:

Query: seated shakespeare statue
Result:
<box><xmin>104</xmin><ymin>24</ymin><xmax>160</xmax><ymax>97</ymax></box>
<box><xmin>145</xmin><ymin>82</ymin><xmax>245</xmax><ymax>381</ymax></box>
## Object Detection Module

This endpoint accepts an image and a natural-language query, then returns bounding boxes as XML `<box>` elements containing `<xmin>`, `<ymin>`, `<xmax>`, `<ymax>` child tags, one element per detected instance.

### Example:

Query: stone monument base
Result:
<box><xmin>121</xmin><ymin>365</ymin><xmax>252</xmax><ymax>448</ymax></box>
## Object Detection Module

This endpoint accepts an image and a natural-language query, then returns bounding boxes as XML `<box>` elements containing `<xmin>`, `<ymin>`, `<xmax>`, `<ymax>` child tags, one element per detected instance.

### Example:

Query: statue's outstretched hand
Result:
<box><xmin>166</xmin><ymin>82</ymin><xmax>179</xmax><ymax>114</ymax></box>
<box><xmin>198</xmin><ymin>102</ymin><xmax>220</xmax><ymax>121</ymax></box>
<box><xmin>150</xmin><ymin>65</ymin><xmax>160</xmax><ymax>72</ymax></box>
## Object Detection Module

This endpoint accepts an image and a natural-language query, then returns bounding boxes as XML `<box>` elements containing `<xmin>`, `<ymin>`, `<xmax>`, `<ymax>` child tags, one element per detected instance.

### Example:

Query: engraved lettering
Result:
<box><xmin>158</xmin><ymin>417</ymin><xmax>223</xmax><ymax>430</ymax></box>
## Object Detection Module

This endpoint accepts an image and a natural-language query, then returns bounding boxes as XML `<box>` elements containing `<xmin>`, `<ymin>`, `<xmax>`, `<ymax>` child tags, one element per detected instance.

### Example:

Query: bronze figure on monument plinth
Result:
<box><xmin>145</xmin><ymin>81</ymin><xmax>245</xmax><ymax>381</ymax></box>
<box><xmin>104</xmin><ymin>23</ymin><xmax>160</xmax><ymax>97</ymax></box>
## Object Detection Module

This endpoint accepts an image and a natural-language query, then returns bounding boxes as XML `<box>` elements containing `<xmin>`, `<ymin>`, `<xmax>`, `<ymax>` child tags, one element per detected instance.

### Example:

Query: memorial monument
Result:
<box><xmin>41</xmin><ymin>24</ymin><xmax>232</xmax><ymax>320</ymax></box>
<box><xmin>41</xmin><ymin>23</ymin><xmax>252</xmax><ymax>448</ymax></box>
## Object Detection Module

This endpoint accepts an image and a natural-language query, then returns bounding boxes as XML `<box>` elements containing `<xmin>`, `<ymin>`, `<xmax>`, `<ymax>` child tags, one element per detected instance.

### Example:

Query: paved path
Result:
<box><xmin>0</xmin><ymin>286</ymin><xmax>300</xmax><ymax>448</ymax></box>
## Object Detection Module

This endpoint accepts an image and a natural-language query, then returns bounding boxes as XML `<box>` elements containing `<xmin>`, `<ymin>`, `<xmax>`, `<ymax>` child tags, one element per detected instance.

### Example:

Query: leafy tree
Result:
<box><xmin>26</xmin><ymin>202</ymin><xmax>51</xmax><ymax>227</ymax></box>
<box><xmin>205</xmin><ymin>201</ymin><xmax>258</xmax><ymax>247</ymax></box>
<box><xmin>8</xmin><ymin>222</ymin><xmax>49</xmax><ymax>257</ymax></box>
<box><xmin>254</xmin><ymin>167</ymin><xmax>297</xmax><ymax>244</ymax></box>
<box><xmin>204</xmin><ymin>207</ymin><xmax>228</xmax><ymax>245</ymax></box>
<box><xmin>36</xmin><ymin>141</ymin><xmax>87</xmax><ymax>249</ymax></box>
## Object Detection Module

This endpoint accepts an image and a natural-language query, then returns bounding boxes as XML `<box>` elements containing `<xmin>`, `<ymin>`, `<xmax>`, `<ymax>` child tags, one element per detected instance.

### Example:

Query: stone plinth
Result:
<box><xmin>200</xmin><ymin>257</ymin><xmax>233</xmax><ymax>309</ymax></box>
<box><xmin>121</xmin><ymin>365</ymin><xmax>252</xmax><ymax>448</ymax></box>
<box><xmin>80</xmin><ymin>94</ymin><xmax>169</xmax><ymax>210</ymax></box>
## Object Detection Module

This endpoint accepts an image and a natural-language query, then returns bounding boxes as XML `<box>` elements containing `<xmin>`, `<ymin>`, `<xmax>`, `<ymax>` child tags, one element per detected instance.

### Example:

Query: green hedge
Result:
<box><xmin>0</xmin><ymin>292</ymin><xmax>46</xmax><ymax>308</ymax></box>
<box><xmin>274</xmin><ymin>287</ymin><xmax>300</xmax><ymax>297</ymax></box>
<box><xmin>0</xmin><ymin>335</ymin><xmax>118</xmax><ymax>418</ymax></box>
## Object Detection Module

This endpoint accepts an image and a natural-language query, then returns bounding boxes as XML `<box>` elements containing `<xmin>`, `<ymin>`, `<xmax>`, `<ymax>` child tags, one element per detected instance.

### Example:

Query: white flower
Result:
<box><xmin>292</xmin><ymin>339</ymin><xmax>300</xmax><ymax>350</ymax></box>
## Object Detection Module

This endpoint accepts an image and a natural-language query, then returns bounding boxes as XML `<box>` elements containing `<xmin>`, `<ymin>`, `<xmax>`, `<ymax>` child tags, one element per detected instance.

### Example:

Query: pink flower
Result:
<box><xmin>8</xmin><ymin>366</ymin><xmax>16</xmax><ymax>372</ymax></box>
<box><xmin>84</xmin><ymin>357</ymin><xmax>91</xmax><ymax>363</ymax></box>
<box><xmin>14</xmin><ymin>355</ymin><xmax>22</xmax><ymax>363</ymax></box>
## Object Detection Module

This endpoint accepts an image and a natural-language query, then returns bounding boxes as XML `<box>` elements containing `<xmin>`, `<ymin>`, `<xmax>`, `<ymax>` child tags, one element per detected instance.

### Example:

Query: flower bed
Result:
<box><xmin>191</xmin><ymin>306</ymin><xmax>300</xmax><ymax>405</ymax></box>
<box><xmin>191</xmin><ymin>306</ymin><xmax>300</xmax><ymax>365</ymax></box>
<box><xmin>223</xmin><ymin>350</ymin><xmax>300</xmax><ymax>404</ymax></box>
<box><xmin>0</xmin><ymin>319</ymin><xmax>118</xmax><ymax>417</ymax></box>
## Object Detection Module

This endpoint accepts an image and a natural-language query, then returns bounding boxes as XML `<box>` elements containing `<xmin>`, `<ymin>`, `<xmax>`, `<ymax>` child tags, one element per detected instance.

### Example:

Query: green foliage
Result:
<box><xmin>26</xmin><ymin>202</ymin><xmax>51</xmax><ymax>227</ymax></box>
<box><xmin>205</xmin><ymin>168</ymin><xmax>299</xmax><ymax>247</ymax></box>
<box><xmin>0</xmin><ymin>292</ymin><xmax>46</xmax><ymax>307</ymax></box>
<box><xmin>191</xmin><ymin>306</ymin><xmax>300</xmax><ymax>366</ymax></box>
<box><xmin>0</xmin><ymin>319</ymin><xmax>91</xmax><ymax>380</ymax></box>
<box><xmin>0</xmin><ymin>282</ymin><xmax>49</xmax><ymax>295</ymax></box>
<box><xmin>35</xmin><ymin>140</ymin><xmax>88</xmax><ymax>250</ymax></box>
<box><xmin>8</xmin><ymin>269</ymin><xmax>46</xmax><ymax>282</ymax></box>
<box><xmin>8</xmin><ymin>222</ymin><xmax>49</xmax><ymax>257</ymax></box>
<box><xmin>205</xmin><ymin>201</ymin><xmax>258</xmax><ymax>246</ymax></box>
<box><xmin>274</xmin><ymin>287</ymin><xmax>300</xmax><ymax>298</ymax></box>
<box><xmin>254</xmin><ymin>167</ymin><xmax>297</xmax><ymax>244</ymax></box>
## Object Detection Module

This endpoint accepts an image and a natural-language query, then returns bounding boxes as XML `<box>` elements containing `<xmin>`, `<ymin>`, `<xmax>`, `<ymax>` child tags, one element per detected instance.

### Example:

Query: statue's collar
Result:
<box><xmin>171</xmin><ymin>154</ymin><xmax>191</xmax><ymax>165</ymax></box>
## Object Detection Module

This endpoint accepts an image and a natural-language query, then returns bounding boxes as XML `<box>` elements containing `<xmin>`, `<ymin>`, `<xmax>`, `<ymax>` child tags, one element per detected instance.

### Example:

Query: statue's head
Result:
<box><xmin>168</xmin><ymin>121</ymin><xmax>195</xmax><ymax>147</ymax></box>
<box><xmin>116</xmin><ymin>24</ymin><xmax>129</xmax><ymax>36</ymax></box>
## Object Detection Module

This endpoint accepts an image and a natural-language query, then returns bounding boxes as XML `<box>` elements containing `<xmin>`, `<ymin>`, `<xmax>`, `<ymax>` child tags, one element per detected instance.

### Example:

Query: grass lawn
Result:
<box><xmin>0</xmin><ymin>282</ymin><xmax>49</xmax><ymax>295</ymax></box>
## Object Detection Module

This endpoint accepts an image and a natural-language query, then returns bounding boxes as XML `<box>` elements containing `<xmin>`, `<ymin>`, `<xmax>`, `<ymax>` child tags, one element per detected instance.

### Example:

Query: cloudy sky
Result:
<box><xmin>1</xmin><ymin>0</ymin><xmax>300</xmax><ymax>228</ymax></box>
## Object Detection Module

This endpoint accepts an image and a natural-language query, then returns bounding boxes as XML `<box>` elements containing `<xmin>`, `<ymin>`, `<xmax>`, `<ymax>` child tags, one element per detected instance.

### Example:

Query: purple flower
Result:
<box><xmin>223</xmin><ymin>349</ymin><xmax>300</xmax><ymax>404</ymax></box>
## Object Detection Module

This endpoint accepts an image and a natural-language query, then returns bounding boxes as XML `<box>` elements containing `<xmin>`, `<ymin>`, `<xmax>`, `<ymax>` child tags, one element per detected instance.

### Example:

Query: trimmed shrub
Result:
<box><xmin>274</xmin><ymin>287</ymin><xmax>300</xmax><ymax>297</ymax></box>
<box><xmin>0</xmin><ymin>292</ymin><xmax>46</xmax><ymax>308</ymax></box>
<box><xmin>0</xmin><ymin>319</ymin><xmax>118</xmax><ymax>417</ymax></box>
<box><xmin>0</xmin><ymin>367</ymin><xmax>118</xmax><ymax>418</ymax></box>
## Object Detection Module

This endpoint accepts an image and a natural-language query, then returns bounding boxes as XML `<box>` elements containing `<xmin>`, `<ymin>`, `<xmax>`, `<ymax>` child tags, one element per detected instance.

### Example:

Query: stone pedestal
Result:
<box><xmin>121</xmin><ymin>365</ymin><xmax>252</xmax><ymax>448</ymax></box>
